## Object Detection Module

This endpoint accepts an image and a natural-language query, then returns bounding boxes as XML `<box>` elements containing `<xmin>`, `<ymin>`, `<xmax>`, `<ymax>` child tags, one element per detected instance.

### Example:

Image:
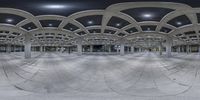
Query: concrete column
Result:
<box><xmin>131</xmin><ymin>46</ymin><xmax>134</xmax><ymax>53</ymax></box>
<box><xmin>177</xmin><ymin>46</ymin><xmax>180</xmax><ymax>53</ymax></box>
<box><xmin>159</xmin><ymin>42</ymin><xmax>162</xmax><ymax>55</ymax></box>
<box><xmin>43</xmin><ymin>46</ymin><xmax>46</xmax><ymax>52</ymax></box>
<box><xmin>90</xmin><ymin>45</ymin><xmax>93</xmax><ymax>52</ymax></box>
<box><xmin>108</xmin><ymin>45</ymin><xmax>111</xmax><ymax>53</ymax></box>
<box><xmin>6</xmin><ymin>44</ymin><xmax>11</xmax><ymax>53</ymax></box>
<box><xmin>186</xmin><ymin>44</ymin><xmax>189</xmax><ymax>54</ymax></box>
<box><xmin>120</xmin><ymin>44</ymin><xmax>125</xmax><ymax>55</ymax></box>
<box><xmin>40</xmin><ymin>46</ymin><xmax>43</xmax><ymax>52</ymax></box>
<box><xmin>77</xmin><ymin>44</ymin><xmax>82</xmax><ymax>55</ymax></box>
<box><xmin>24</xmin><ymin>33</ymin><xmax>31</xmax><ymax>58</ymax></box>
<box><xmin>166</xmin><ymin>37</ymin><xmax>172</xmax><ymax>57</ymax></box>
<box><xmin>139</xmin><ymin>48</ymin><xmax>142</xmax><ymax>52</ymax></box>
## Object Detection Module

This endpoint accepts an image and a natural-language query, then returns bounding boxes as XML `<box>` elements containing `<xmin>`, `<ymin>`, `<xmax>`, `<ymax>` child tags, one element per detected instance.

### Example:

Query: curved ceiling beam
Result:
<box><xmin>0</xmin><ymin>8</ymin><xmax>42</xmax><ymax>29</ymax></box>
<box><xmin>106</xmin><ymin>2</ymin><xmax>192</xmax><ymax>12</ymax></box>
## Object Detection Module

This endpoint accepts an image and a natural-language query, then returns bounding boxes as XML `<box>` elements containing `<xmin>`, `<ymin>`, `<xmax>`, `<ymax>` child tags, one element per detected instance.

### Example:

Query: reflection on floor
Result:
<box><xmin>0</xmin><ymin>52</ymin><xmax>200</xmax><ymax>100</ymax></box>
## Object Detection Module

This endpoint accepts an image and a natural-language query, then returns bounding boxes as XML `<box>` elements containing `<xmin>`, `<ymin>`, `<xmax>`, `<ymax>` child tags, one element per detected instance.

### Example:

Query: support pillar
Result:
<box><xmin>166</xmin><ymin>37</ymin><xmax>172</xmax><ymax>57</ymax></box>
<box><xmin>6</xmin><ymin>44</ymin><xmax>11</xmax><ymax>53</ymax></box>
<box><xmin>90</xmin><ymin>45</ymin><xmax>93</xmax><ymax>52</ymax></box>
<box><xmin>40</xmin><ymin>46</ymin><xmax>43</xmax><ymax>52</ymax></box>
<box><xmin>77</xmin><ymin>44</ymin><xmax>82</xmax><ymax>56</ymax></box>
<box><xmin>108</xmin><ymin>45</ymin><xmax>111</xmax><ymax>53</ymax></box>
<box><xmin>139</xmin><ymin>48</ymin><xmax>142</xmax><ymax>52</ymax></box>
<box><xmin>159</xmin><ymin>42</ymin><xmax>162</xmax><ymax>55</ymax></box>
<box><xmin>120</xmin><ymin>44</ymin><xmax>125</xmax><ymax>55</ymax></box>
<box><xmin>131</xmin><ymin>46</ymin><xmax>135</xmax><ymax>53</ymax></box>
<box><xmin>24</xmin><ymin>33</ymin><xmax>31</xmax><ymax>58</ymax></box>
<box><xmin>186</xmin><ymin>44</ymin><xmax>189</xmax><ymax>54</ymax></box>
<box><xmin>177</xmin><ymin>46</ymin><xmax>180</xmax><ymax>53</ymax></box>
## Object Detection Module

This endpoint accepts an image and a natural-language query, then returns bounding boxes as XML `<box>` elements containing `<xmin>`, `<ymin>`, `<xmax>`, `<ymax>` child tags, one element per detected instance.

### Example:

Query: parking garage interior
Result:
<box><xmin>1</xmin><ymin>0</ymin><xmax>200</xmax><ymax>100</ymax></box>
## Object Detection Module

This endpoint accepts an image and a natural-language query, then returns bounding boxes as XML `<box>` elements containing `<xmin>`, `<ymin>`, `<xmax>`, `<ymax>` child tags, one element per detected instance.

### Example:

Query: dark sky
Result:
<box><xmin>0</xmin><ymin>0</ymin><xmax>199</xmax><ymax>16</ymax></box>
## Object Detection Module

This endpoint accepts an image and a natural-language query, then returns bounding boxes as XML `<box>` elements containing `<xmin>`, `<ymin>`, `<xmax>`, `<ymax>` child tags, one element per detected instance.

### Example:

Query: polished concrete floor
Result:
<box><xmin>0</xmin><ymin>52</ymin><xmax>200</xmax><ymax>100</ymax></box>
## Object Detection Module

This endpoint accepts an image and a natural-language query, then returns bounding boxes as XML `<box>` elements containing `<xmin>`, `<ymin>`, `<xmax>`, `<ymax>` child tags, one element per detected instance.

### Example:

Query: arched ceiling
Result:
<box><xmin>0</xmin><ymin>2</ymin><xmax>200</xmax><ymax>47</ymax></box>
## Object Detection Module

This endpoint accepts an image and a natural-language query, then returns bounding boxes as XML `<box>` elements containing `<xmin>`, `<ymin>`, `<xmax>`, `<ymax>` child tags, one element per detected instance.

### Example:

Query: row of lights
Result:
<box><xmin>142</xmin><ymin>13</ymin><xmax>183</xmax><ymax>26</ymax></box>
<box><xmin>5</xmin><ymin>18</ymin><xmax>54</xmax><ymax>27</ymax></box>
<box><xmin>88</xmin><ymin>20</ymin><xmax>122</xmax><ymax>27</ymax></box>
<box><xmin>4</xmin><ymin>17</ymin><xmax>183</xmax><ymax>30</ymax></box>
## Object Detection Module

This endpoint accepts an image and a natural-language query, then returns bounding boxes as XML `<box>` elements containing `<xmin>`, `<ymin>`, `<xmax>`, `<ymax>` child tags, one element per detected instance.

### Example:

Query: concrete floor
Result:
<box><xmin>0</xmin><ymin>52</ymin><xmax>200</xmax><ymax>100</ymax></box>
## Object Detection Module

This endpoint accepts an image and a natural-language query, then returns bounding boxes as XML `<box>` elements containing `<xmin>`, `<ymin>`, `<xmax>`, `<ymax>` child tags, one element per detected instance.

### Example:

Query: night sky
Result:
<box><xmin>0</xmin><ymin>0</ymin><xmax>199</xmax><ymax>16</ymax></box>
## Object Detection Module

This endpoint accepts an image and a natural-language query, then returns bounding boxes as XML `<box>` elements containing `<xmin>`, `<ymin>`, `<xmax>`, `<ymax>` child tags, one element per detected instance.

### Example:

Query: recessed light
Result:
<box><xmin>6</xmin><ymin>19</ymin><xmax>13</xmax><ymax>23</ymax></box>
<box><xmin>88</xmin><ymin>21</ymin><xmax>93</xmax><ymax>24</ymax></box>
<box><xmin>116</xmin><ymin>23</ymin><xmax>121</xmax><ymax>27</ymax></box>
<box><xmin>143</xmin><ymin>14</ymin><xmax>152</xmax><ymax>18</ymax></box>
<box><xmin>49</xmin><ymin>24</ymin><xmax>53</xmax><ymax>26</ymax></box>
<box><xmin>42</xmin><ymin>4</ymin><xmax>69</xmax><ymax>9</ymax></box>
<box><xmin>28</xmin><ymin>27</ymin><xmax>32</xmax><ymax>30</ymax></box>
<box><xmin>177</xmin><ymin>22</ymin><xmax>182</xmax><ymax>25</ymax></box>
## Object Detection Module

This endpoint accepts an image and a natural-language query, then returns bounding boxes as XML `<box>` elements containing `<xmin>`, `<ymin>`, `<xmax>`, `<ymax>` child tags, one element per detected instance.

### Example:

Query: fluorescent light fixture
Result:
<box><xmin>176</xmin><ymin>22</ymin><xmax>182</xmax><ymax>25</ymax></box>
<box><xmin>116</xmin><ymin>23</ymin><xmax>121</xmax><ymax>27</ymax></box>
<box><xmin>143</xmin><ymin>14</ymin><xmax>152</xmax><ymax>18</ymax></box>
<box><xmin>49</xmin><ymin>24</ymin><xmax>53</xmax><ymax>26</ymax></box>
<box><xmin>6</xmin><ymin>19</ymin><xmax>13</xmax><ymax>23</ymax></box>
<box><xmin>88</xmin><ymin>21</ymin><xmax>93</xmax><ymax>24</ymax></box>
<box><xmin>43</xmin><ymin>4</ymin><xmax>68</xmax><ymax>9</ymax></box>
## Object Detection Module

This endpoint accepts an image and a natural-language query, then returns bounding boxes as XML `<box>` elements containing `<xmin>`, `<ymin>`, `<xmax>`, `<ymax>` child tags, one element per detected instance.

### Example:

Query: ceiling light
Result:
<box><xmin>88</xmin><ymin>21</ymin><xmax>93</xmax><ymax>24</ymax></box>
<box><xmin>49</xmin><ymin>24</ymin><xmax>53</xmax><ymax>26</ymax></box>
<box><xmin>28</xmin><ymin>27</ymin><xmax>32</xmax><ymax>30</ymax></box>
<box><xmin>177</xmin><ymin>22</ymin><xmax>182</xmax><ymax>25</ymax></box>
<box><xmin>143</xmin><ymin>14</ymin><xmax>152</xmax><ymax>18</ymax></box>
<box><xmin>116</xmin><ymin>23</ymin><xmax>121</xmax><ymax>27</ymax></box>
<box><xmin>6</xmin><ymin>19</ymin><xmax>13</xmax><ymax>23</ymax></box>
<box><xmin>43</xmin><ymin>4</ymin><xmax>69</xmax><ymax>9</ymax></box>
